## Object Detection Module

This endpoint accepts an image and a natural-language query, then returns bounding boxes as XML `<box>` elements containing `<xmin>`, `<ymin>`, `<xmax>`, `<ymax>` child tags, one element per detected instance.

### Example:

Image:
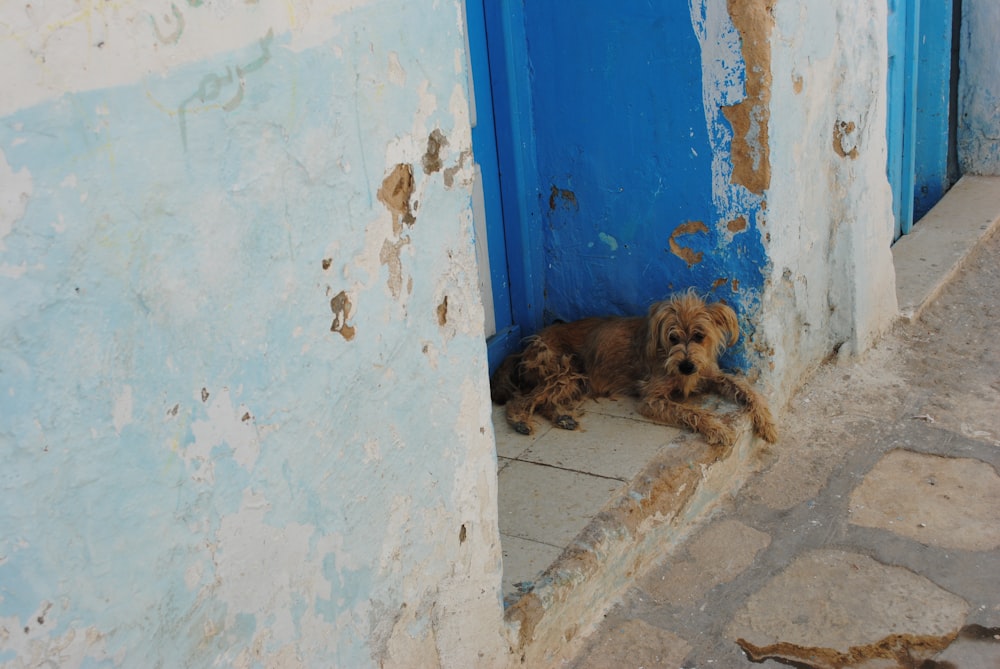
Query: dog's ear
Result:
<box><xmin>707</xmin><ymin>302</ymin><xmax>739</xmax><ymax>348</ymax></box>
<box><xmin>645</xmin><ymin>301</ymin><xmax>674</xmax><ymax>360</ymax></box>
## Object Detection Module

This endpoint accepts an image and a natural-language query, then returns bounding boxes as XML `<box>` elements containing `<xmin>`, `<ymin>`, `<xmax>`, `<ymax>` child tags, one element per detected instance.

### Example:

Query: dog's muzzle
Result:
<box><xmin>678</xmin><ymin>359</ymin><xmax>696</xmax><ymax>376</ymax></box>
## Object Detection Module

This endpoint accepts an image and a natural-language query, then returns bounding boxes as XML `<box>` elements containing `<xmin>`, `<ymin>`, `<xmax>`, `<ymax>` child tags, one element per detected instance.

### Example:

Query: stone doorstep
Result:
<box><xmin>892</xmin><ymin>174</ymin><xmax>1000</xmax><ymax>322</ymax></box>
<box><xmin>503</xmin><ymin>416</ymin><xmax>761</xmax><ymax>667</ymax></box>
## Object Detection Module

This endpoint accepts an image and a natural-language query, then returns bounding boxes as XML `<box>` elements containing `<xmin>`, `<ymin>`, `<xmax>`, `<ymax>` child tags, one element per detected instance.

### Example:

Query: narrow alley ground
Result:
<box><xmin>565</xmin><ymin>228</ymin><xmax>1000</xmax><ymax>668</ymax></box>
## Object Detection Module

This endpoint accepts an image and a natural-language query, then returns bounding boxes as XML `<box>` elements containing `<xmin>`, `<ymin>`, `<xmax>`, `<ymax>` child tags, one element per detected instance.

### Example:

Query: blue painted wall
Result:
<box><xmin>518</xmin><ymin>3</ymin><xmax>768</xmax><ymax>367</ymax></box>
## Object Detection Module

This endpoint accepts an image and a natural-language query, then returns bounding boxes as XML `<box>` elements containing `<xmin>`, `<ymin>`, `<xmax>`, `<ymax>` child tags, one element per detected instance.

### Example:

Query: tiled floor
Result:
<box><xmin>494</xmin><ymin>398</ymin><xmax>685</xmax><ymax>598</ymax></box>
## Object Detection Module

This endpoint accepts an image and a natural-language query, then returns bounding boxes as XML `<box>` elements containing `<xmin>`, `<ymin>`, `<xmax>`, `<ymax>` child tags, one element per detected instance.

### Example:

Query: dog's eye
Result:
<box><xmin>668</xmin><ymin>334</ymin><xmax>680</xmax><ymax>345</ymax></box>
<box><xmin>691</xmin><ymin>332</ymin><xmax>705</xmax><ymax>344</ymax></box>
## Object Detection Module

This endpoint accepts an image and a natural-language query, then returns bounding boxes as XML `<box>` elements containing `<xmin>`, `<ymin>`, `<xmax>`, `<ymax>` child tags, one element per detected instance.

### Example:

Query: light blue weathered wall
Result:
<box><xmin>0</xmin><ymin>2</ymin><xmax>507</xmax><ymax>667</ymax></box>
<box><xmin>959</xmin><ymin>0</ymin><xmax>1000</xmax><ymax>174</ymax></box>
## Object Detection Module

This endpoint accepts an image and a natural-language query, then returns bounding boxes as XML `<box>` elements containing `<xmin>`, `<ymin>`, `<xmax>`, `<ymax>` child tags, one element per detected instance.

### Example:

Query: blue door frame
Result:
<box><xmin>887</xmin><ymin>0</ymin><xmax>956</xmax><ymax>240</ymax></box>
<box><xmin>467</xmin><ymin>0</ymin><xmax>544</xmax><ymax>373</ymax></box>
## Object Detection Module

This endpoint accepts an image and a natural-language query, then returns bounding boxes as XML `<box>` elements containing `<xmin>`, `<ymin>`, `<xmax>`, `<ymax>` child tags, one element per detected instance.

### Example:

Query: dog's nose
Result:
<box><xmin>678</xmin><ymin>359</ymin><xmax>696</xmax><ymax>375</ymax></box>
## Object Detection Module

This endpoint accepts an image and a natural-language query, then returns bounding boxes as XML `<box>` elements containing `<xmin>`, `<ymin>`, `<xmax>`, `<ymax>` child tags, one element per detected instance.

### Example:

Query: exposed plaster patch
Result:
<box><xmin>185</xmin><ymin>387</ymin><xmax>261</xmax><ymax>480</ymax></box>
<box><xmin>209</xmin><ymin>489</ymin><xmax>333</xmax><ymax>646</ymax></box>
<box><xmin>379</xmin><ymin>237</ymin><xmax>411</xmax><ymax>299</ymax></box>
<box><xmin>441</xmin><ymin>84</ymin><xmax>475</xmax><ymax>190</ymax></box>
<box><xmin>0</xmin><ymin>605</ymin><xmax>114</xmax><ymax>667</ymax></box>
<box><xmin>833</xmin><ymin>119</ymin><xmax>860</xmax><ymax>159</ymax></box>
<box><xmin>727</xmin><ymin>216</ymin><xmax>748</xmax><ymax>233</ymax></box>
<box><xmin>329</xmin><ymin>290</ymin><xmax>356</xmax><ymax>340</ymax></box>
<box><xmin>598</xmin><ymin>232</ymin><xmax>618</xmax><ymax>251</ymax></box>
<box><xmin>722</xmin><ymin>0</ymin><xmax>774</xmax><ymax>194</ymax></box>
<box><xmin>668</xmin><ymin>220</ymin><xmax>709</xmax><ymax>267</ymax></box>
<box><xmin>377</xmin><ymin>163</ymin><xmax>416</xmax><ymax>236</ymax></box>
<box><xmin>387</xmin><ymin>50</ymin><xmax>406</xmax><ymax>86</ymax></box>
<box><xmin>422</xmin><ymin>129</ymin><xmax>448</xmax><ymax>174</ymax></box>
<box><xmin>442</xmin><ymin>149</ymin><xmax>471</xmax><ymax>189</ymax></box>
<box><xmin>436</xmin><ymin>295</ymin><xmax>448</xmax><ymax>325</ymax></box>
<box><xmin>371</xmin><ymin>597</ymin><xmax>441</xmax><ymax>669</ymax></box>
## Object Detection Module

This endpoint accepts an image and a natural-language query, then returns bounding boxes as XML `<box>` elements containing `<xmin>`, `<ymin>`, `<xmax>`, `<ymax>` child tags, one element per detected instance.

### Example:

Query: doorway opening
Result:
<box><xmin>886</xmin><ymin>0</ymin><xmax>962</xmax><ymax>240</ymax></box>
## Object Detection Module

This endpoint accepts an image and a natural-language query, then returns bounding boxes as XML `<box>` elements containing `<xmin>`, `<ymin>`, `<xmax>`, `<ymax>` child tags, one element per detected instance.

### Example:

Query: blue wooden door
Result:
<box><xmin>467</xmin><ymin>0</ymin><xmax>546</xmax><ymax>372</ymax></box>
<box><xmin>465</xmin><ymin>0</ymin><xmax>541</xmax><ymax>372</ymax></box>
<box><xmin>467</xmin><ymin>1</ymin><xmax>765</xmax><ymax>373</ymax></box>
<box><xmin>887</xmin><ymin>0</ymin><xmax>956</xmax><ymax>240</ymax></box>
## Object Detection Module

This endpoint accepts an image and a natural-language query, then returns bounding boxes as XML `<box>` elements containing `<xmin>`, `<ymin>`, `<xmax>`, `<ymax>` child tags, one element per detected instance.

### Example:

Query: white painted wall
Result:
<box><xmin>762</xmin><ymin>0</ymin><xmax>898</xmax><ymax>404</ymax></box>
<box><xmin>0</xmin><ymin>2</ymin><xmax>506</xmax><ymax>667</ymax></box>
<box><xmin>959</xmin><ymin>0</ymin><xmax>1000</xmax><ymax>174</ymax></box>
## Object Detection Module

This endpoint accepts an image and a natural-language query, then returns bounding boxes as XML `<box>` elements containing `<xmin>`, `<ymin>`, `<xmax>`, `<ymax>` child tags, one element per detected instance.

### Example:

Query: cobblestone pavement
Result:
<box><xmin>567</xmin><ymin>231</ymin><xmax>1000</xmax><ymax>668</ymax></box>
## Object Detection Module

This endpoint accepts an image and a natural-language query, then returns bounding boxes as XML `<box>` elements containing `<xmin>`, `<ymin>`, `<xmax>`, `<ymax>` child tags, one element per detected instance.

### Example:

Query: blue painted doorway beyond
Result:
<box><xmin>887</xmin><ymin>0</ymin><xmax>958</xmax><ymax>240</ymax></box>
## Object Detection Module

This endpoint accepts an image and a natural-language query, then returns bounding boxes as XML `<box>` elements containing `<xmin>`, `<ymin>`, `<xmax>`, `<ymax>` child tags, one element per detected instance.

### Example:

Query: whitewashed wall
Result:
<box><xmin>761</xmin><ymin>0</ymin><xmax>898</xmax><ymax>404</ymax></box>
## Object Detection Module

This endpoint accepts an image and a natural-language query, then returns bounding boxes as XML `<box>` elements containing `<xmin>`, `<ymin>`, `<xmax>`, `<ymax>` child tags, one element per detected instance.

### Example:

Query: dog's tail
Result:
<box><xmin>490</xmin><ymin>352</ymin><xmax>523</xmax><ymax>405</ymax></box>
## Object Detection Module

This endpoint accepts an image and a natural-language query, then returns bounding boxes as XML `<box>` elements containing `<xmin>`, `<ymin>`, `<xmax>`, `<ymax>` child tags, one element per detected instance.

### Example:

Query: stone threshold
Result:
<box><xmin>893</xmin><ymin>175</ymin><xmax>1000</xmax><ymax>321</ymax></box>
<box><xmin>499</xmin><ymin>409</ymin><xmax>762</xmax><ymax>667</ymax></box>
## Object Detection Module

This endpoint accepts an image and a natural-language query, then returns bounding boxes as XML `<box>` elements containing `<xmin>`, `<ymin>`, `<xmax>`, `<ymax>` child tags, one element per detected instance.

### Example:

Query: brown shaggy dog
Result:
<box><xmin>490</xmin><ymin>291</ymin><xmax>778</xmax><ymax>447</ymax></box>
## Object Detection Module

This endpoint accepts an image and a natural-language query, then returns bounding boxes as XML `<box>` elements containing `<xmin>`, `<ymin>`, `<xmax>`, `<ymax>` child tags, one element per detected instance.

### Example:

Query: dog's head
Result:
<box><xmin>645</xmin><ymin>291</ymin><xmax>739</xmax><ymax>380</ymax></box>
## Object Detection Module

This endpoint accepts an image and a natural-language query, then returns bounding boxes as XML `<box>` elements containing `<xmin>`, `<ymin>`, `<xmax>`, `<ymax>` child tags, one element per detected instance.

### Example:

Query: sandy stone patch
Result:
<box><xmin>849</xmin><ymin>449</ymin><xmax>1000</xmax><ymax>551</ymax></box>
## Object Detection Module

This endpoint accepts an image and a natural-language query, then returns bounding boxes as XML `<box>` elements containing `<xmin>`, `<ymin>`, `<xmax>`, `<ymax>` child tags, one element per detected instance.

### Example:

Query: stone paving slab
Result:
<box><xmin>848</xmin><ymin>449</ymin><xmax>1000</xmax><ymax>551</ymax></box>
<box><xmin>728</xmin><ymin>549</ymin><xmax>970</xmax><ymax>667</ymax></box>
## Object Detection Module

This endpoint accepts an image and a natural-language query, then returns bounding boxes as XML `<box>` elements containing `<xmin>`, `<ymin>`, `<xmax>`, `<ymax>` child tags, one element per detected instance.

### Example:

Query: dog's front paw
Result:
<box><xmin>754</xmin><ymin>416</ymin><xmax>779</xmax><ymax>443</ymax></box>
<box><xmin>554</xmin><ymin>414</ymin><xmax>578</xmax><ymax>431</ymax></box>
<box><xmin>511</xmin><ymin>420</ymin><xmax>532</xmax><ymax>435</ymax></box>
<box><xmin>701</xmin><ymin>422</ymin><xmax>736</xmax><ymax>448</ymax></box>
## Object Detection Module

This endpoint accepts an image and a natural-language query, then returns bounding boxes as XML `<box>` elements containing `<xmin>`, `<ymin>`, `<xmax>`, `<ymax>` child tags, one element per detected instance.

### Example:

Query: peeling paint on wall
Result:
<box><xmin>378</xmin><ymin>163</ymin><xmax>417</xmax><ymax>235</ymax></box>
<box><xmin>721</xmin><ymin>0</ymin><xmax>774</xmax><ymax>195</ymax></box>
<box><xmin>422</xmin><ymin>129</ymin><xmax>448</xmax><ymax>174</ymax></box>
<box><xmin>668</xmin><ymin>221</ymin><xmax>710</xmax><ymax>267</ymax></box>
<box><xmin>330</xmin><ymin>289</ymin><xmax>356</xmax><ymax>340</ymax></box>
<box><xmin>833</xmin><ymin>119</ymin><xmax>860</xmax><ymax>159</ymax></box>
<box><xmin>437</xmin><ymin>295</ymin><xmax>449</xmax><ymax>325</ymax></box>
<box><xmin>547</xmin><ymin>185</ymin><xmax>578</xmax><ymax>212</ymax></box>
<box><xmin>727</xmin><ymin>216</ymin><xmax>748</xmax><ymax>233</ymax></box>
<box><xmin>380</xmin><ymin>236</ymin><xmax>412</xmax><ymax>299</ymax></box>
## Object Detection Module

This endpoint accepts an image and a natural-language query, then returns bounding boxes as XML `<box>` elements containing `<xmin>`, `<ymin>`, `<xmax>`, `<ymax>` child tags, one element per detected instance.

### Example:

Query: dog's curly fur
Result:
<box><xmin>490</xmin><ymin>291</ymin><xmax>778</xmax><ymax>447</ymax></box>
